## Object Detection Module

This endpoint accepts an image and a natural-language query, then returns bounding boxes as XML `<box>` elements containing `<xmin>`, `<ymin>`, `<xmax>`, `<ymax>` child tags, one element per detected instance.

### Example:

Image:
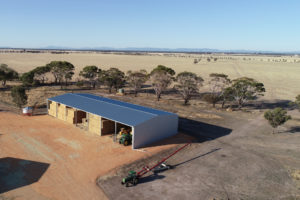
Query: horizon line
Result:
<box><xmin>0</xmin><ymin>46</ymin><xmax>299</xmax><ymax>55</ymax></box>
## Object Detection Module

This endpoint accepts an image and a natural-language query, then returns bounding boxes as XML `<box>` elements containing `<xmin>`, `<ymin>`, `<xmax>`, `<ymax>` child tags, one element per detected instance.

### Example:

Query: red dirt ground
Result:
<box><xmin>0</xmin><ymin>112</ymin><xmax>189</xmax><ymax>200</ymax></box>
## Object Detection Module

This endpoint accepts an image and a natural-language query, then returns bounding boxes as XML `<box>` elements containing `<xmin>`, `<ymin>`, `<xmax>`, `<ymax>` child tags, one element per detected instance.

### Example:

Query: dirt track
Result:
<box><xmin>0</xmin><ymin>112</ymin><xmax>189</xmax><ymax>200</ymax></box>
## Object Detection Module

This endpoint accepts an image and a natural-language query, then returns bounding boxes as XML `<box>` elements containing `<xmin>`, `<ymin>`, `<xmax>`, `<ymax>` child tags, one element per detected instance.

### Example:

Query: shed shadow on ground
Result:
<box><xmin>0</xmin><ymin>157</ymin><xmax>50</xmax><ymax>194</ymax></box>
<box><xmin>143</xmin><ymin>117</ymin><xmax>232</xmax><ymax>148</ymax></box>
<box><xmin>178</xmin><ymin>117</ymin><xmax>232</xmax><ymax>141</ymax></box>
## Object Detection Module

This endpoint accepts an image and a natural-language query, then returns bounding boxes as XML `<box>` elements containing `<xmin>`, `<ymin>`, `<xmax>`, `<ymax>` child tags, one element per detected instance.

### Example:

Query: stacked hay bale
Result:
<box><xmin>81</xmin><ymin>117</ymin><xmax>88</xmax><ymax>129</ymax></box>
<box><xmin>88</xmin><ymin>114</ymin><xmax>101</xmax><ymax>135</ymax></box>
<box><xmin>57</xmin><ymin>104</ymin><xmax>66</xmax><ymax>121</ymax></box>
<box><xmin>66</xmin><ymin>107</ymin><xmax>75</xmax><ymax>124</ymax></box>
<box><xmin>48</xmin><ymin>101</ymin><xmax>57</xmax><ymax>117</ymax></box>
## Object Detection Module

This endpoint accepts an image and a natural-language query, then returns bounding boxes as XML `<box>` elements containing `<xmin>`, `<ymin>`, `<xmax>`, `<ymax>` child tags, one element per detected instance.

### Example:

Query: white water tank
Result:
<box><xmin>22</xmin><ymin>107</ymin><xmax>33</xmax><ymax>116</ymax></box>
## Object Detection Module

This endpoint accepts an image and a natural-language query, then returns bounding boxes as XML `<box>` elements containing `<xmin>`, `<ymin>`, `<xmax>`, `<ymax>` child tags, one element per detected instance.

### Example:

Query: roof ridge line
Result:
<box><xmin>72</xmin><ymin>93</ymin><xmax>158</xmax><ymax>117</ymax></box>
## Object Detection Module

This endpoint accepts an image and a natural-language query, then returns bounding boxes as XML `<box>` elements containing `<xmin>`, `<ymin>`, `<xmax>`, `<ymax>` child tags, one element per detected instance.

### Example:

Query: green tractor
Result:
<box><xmin>121</xmin><ymin>171</ymin><xmax>139</xmax><ymax>187</ymax></box>
<box><xmin>119</xmin><ymin>133</ymin><xmax>132</xmax><ymax>146</ymax></box>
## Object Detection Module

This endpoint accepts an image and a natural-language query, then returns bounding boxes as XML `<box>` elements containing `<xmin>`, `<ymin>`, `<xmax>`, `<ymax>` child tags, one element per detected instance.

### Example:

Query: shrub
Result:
<box><xmin>76</xmin><ymin>81</ymin><xmax>84</xmax><ymax>87</ymax></box>
<box><xmin>11</xmin><ymin>86</ymin><xmax>27</xmax><ymax>109</ymax></box>
<box><xmin>264</xmin><ymin>107</ymin><xmax>291</xmax><ymax>133</ymax></box>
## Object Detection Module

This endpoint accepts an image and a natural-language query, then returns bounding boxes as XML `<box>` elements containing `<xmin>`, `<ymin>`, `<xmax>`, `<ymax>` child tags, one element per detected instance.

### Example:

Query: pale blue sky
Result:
<box><xmin>0</xmin><ymin>0</ymin><xmax>299</xmax><ymax>51</ymax></box>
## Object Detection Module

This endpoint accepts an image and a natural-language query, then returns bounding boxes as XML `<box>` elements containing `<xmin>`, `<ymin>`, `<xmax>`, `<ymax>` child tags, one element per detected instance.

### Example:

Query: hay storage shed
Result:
<box><xmin>47</xmin><ymin>93</ymin><xmax>178</xmax><ymax>149</ymax></box>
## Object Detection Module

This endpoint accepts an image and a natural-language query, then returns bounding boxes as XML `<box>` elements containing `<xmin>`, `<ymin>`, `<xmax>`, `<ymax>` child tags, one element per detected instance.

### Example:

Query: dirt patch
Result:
<box><xmin>55</xmin><ymin>137</ymin><xmax>81</xmax><ymax>150</ymax></box>
<box><xmin>0</xmin><ymin>112</ymin><xmax>182</xmax><ymax>200</ymax></box>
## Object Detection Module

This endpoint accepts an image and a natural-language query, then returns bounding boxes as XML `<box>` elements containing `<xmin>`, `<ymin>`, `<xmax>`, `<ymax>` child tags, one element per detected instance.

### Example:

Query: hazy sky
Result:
<box><xmin>1</xmin><ymin>0</ymin><xmax>299</xmax><ymax>51</ymax></box>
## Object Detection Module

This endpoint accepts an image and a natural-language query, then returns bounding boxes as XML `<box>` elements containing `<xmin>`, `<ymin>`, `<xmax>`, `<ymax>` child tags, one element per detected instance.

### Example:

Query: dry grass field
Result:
<box><xmin>0</xmin><ymin>52</ymin><xmax>300</xmax><ymax>100</ymax></box>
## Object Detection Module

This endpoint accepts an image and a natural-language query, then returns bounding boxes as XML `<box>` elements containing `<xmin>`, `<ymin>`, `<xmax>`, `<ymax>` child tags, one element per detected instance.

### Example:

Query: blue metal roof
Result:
<box><xmin>48</xmin><ymin>93</ymin><xmax>175</xmax><ymax>126</ymax></box>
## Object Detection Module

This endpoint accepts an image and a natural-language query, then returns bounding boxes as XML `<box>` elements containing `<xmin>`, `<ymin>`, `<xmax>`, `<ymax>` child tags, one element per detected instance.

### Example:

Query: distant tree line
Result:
<box><xmin>0</xmin><ymin>61</ymin><xmax>271</xmax><ymax>110</ymax></box>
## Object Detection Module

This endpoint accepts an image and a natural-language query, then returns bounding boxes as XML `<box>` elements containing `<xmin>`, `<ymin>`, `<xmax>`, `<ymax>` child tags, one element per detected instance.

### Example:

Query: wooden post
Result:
<box><xmin>46</xmin><ymin>100</ymin><xmax>49</xmax><ymax>115</ymax></box>
<box><xmin>87</xmin><ymin>113</ymin><xmax>89</xmax><ymax>131</ymax></box>
<box><xmin>100</xmin><ymin>117</ymin><xmax>102</xmax><ymax>136</ymax></box>
<box><xmin>65</xmin><ymin>106</ymin><xmax>67</xmax><ymax>121</ymax></box>
<box><xmin>56</xmin><ymin>102</ymin><xmax>58</xmax><ymax>118</ymax></box>
<box><xmin>75</xmin><ymin>109</ymin><xmax>77</xmax><ymax>126</ymax></box>
<box><xmin>114</xmin><ymin>121</ymin><xmax>117</xmax><ymax>142</ymax></box>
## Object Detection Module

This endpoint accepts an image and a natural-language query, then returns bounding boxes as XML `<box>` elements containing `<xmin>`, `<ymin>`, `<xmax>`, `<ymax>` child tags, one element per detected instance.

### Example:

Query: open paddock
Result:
<box><xmin>0</xmin><ymin>52</ymin><xmax>300</xmax><ymax>100</ymax></box>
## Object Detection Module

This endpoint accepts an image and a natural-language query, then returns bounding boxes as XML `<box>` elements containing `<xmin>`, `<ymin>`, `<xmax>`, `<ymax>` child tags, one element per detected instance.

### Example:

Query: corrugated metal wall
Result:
<box><xmin>133</xmin><ymin>114</ymin><xmax>178</xmax><ymax>149</ymax></box>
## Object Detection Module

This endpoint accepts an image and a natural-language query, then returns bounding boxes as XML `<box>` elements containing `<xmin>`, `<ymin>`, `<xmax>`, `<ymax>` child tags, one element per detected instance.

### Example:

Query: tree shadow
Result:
<box><xmin>0</xmin><ymin>87</ymin><xmax>12</xmax><ymax>92</ymax></box>
<box><xmin>0</xmin><ymin>157</ymin><xmax>50</xmax><ymax>194</ymax></box>
<box><xmin>61</xmin><ymin>87</ymin><xmax>93</xmax><ymax>91</ymax></box>
<box><xmin>244</xmin><ymin>100</ymin><xmax>292</xmax><ymax>110</ymax></box>
<box><xmin>162</xmin><ymin>88</ymin><xmax>180</xmax><ymax>95</ymax></box>
<box><xmin>141</xmin><ymin>84</ymin><xmax>152</xmax><ymax>88</ymax></box>
<box><xmin>287</xmin><ymin>126</ymin><xmax>300</xmax><ymax>134</ymax></box>
<box><xmin>139</xmin><ymin>88</ymin><xmax>178</xmax><ymax>96</ymax></box>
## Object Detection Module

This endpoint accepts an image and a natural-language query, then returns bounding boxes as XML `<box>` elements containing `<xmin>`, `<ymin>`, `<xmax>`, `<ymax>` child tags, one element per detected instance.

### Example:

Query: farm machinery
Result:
<box><xmin>118</xmin><ymin>128</ymin><xmax>132</xmax><ymax>146</ymax></box>
<box><xmin>121</xmin><ymin>142</ymin><xmax>191</xmax><ymax>187</ymax></box>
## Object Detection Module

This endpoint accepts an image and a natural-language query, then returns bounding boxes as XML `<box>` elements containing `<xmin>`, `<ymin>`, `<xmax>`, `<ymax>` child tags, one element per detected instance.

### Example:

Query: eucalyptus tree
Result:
<box><xmin>175</xmin><ymin>71</ymin><xmax>204</xmax><ymax>105</ymax></box>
